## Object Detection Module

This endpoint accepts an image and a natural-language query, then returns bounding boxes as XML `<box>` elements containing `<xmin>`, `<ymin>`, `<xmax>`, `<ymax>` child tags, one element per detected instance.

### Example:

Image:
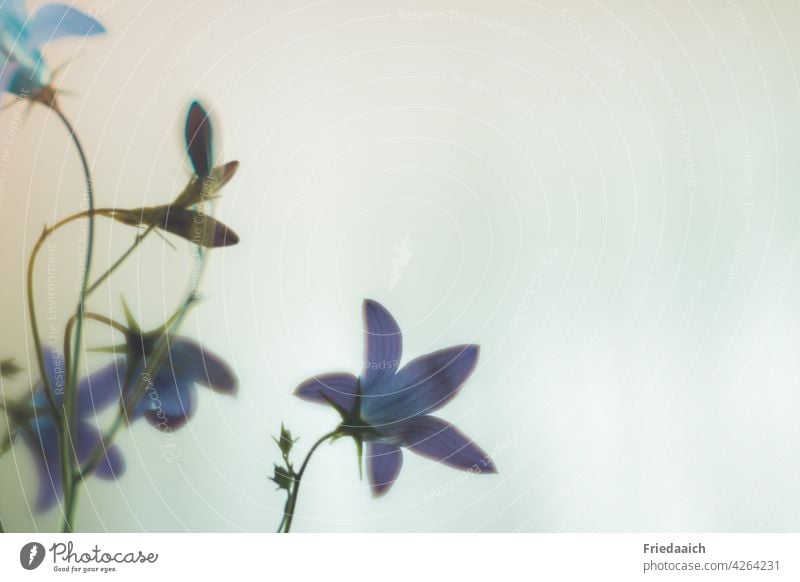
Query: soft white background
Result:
<box><xmin>2</xmin><ymin>0</ymin><xmax>800</xmax><ymax>532</ymax></box>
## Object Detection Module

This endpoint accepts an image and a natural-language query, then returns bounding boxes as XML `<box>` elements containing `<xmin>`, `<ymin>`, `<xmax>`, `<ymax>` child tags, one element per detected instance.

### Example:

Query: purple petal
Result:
<box><xmin>91</xmin><ymin>443</ymin><xmax>126</xmax><ymax>480</ymax></box>
<box><xmin>362</xmin><ymin>344</ymin><xmax>479</xmax><ymax>425</ymax></box>
<box><xmin>367</xmin><ymin>442</ymin><xmax>403</xmax><ymax>496</ymax></box>
<box><xmin>21</xmin><ymin>415</ymin><xmax>126</xmax><ymax>512</ymax></box>
<box><xmin>362</xmin><ymin>299</ymin><xmax>402</xmax><ymax>392</ymax></box>
<box><xmin>160</xmin><ymin>208</ymin><xmax>240</xmax><ymax>248</ymax></box>
<box><xmin>143</xmin><ymin>375</ymin><xmax>197</xmax><ymax>431</ymax></box>
<box><xmin>74</xmin><ymin>421</ymin><xmax>125</xmax><ymax>480</ymax></box>
<box><xmin>170</xmin><ymin>339</ymin><xmax>237</xmax><ymax>394</ymax></box>
<box><xmin>399</xmin><ymin>416</ymin><xmax>496</xmax><ymax>473</ymax></box>
<box><xmin>28</xmin><ymin>4</ymin><xmax>105</xmax><ymax>46</ymax></box>
<box><xmin>20</xmin><ymin>420</ymin><xmax>62</xmax><ymax>512</ymax></box>
<box><xmin>294</xmin><ymin>372</ymin><xmax>358</xmax><ymax>413</ymax></box>
<box><xmin>77</xmin><ymin>359</ymin><xmax>125</xmax><ymax>417</ymax></box>
<box><xmin>185</xmin><ymin>101</ymin><xmax>213</xmax><ymax>177</ymax></box>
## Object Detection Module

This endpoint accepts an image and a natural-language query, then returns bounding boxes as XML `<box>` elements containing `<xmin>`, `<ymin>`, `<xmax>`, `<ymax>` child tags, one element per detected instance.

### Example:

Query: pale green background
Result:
<box><xmin>2</xmin><ymin>0</ymin><xmax>800</xmax><ymax>532</ymax></box>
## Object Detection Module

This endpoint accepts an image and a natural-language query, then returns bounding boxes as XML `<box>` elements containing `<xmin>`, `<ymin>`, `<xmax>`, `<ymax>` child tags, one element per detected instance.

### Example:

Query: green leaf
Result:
<box><xmin>270</xmin><ymin>464</ymin><xmax>294</xmax><ymax>491</ymax></box>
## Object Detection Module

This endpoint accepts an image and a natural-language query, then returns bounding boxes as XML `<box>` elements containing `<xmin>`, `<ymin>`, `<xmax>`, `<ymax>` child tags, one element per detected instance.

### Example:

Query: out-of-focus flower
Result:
<box><xmin>295</xmin><ymin>299</ymin><xmax>496</xmax><ymax>496</ymax></box>
<box><xmin>0</xmin><ymin>1</ymin><xmax>105</xmax><ymax>102</ymax></box>
<box><xmin>8</xmin><ymin>348</ymin><xmax>124</xmax><ymax>512</ymax></box>
<box><xmin>96</xmin><ymin>301</ymin><xmax>238</xmax><ymax>431</ymax></box>
<box><xmin>108</xmin><ymin>101</ymin><xmax>240</xmax><ymax>248</ymax></box>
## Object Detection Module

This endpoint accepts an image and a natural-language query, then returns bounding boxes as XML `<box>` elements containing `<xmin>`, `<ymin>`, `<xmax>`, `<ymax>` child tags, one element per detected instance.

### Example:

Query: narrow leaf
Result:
<box><xmin>185</xmin><ymin>101</ymin><xmax>213</xmax><ymax>178</ymax></box>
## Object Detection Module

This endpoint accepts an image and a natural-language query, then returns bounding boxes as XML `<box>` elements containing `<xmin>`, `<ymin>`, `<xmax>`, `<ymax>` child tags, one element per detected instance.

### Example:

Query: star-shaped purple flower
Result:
<box><xmin>1</xmin><ymin>0</ymin><xmax>105</xmax><ymax>98</ymax></box>
<box><xmin>13</xmin><ymin>348</ymin><xmax>124</xmax><ymax>512</ymax></box>
<box><xmin>295</xmin><ymin>299</ymin><xmax>496</xmax><ymax>496</ymax></box>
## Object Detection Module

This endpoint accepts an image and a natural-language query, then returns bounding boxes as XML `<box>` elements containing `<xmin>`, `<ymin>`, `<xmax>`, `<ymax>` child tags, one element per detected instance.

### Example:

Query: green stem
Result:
<box><xmin>281</xmin><ymin>430</ymin><xmax>338</xmax><ymax>533</ymax></box>
<box><xmin>77</xmin><ymin>412</ymin><xmax>127</xmax><ymax>480</ymax></box>
<box><xmin>86</xmin><ymin>226</ymin><xmax>155</xmax><ymax>296</ymax></box>
<box><xmin>26</xmin><ymin>212</ymin><xmax>91</xmax><ymax>421</ymax></box>
<box><xmin>75</xmin><ymin>231</ymin><xmax>208</xmax><ymax>494</ymax></box>
<box><xmin>53</xmin><ymin>106</ymin><xmax>95</xmax><ymax>534</ymax></box>
<box><xmin>63</xmin><ymin>312</ymin><xmax>129</xmax><ymax>380</ymax></box>
<box><xmin>25</xmin><ymin>207</ymin><xmax>132</xmax><ymax>412</ymax></box>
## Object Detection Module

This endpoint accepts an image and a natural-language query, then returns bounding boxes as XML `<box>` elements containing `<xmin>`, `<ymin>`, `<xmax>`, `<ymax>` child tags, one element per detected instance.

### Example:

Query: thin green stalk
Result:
<box><xmin>63</xmin><ymin>312</ymin><xmax>128</xmax><ymax>380</ymax></box>
<box><xmin>275</xmin><ymin>511</ymin><xmax>288</xmax><ymax>534</ymax></box>
<box><xmin>72</xmin><ymin>221</ymin><xmax>209</xmax><ymax>513</ymax></box>
<box><xmin>77</xmin><ymin>276</ymin><xmax>200</xmax><ymax>481</ymax></box>
<box><xmin>27</xmin><ymin>211</ymin><xmax>95</xmax><ymax>420</ymax></box>
<box><xmin>52</xmin><ymin>106</ymin><xmax>95</xmax><ymax>534</ymax></box>
<box><xmin>86</xmin><ymin>226</ymin><xmax>155</xmax><ymax>296</ymax></box>
<box><xmin>281</xmin><ymin>430</ymin><xmax>338</xmax><ymax>533</ymax></box>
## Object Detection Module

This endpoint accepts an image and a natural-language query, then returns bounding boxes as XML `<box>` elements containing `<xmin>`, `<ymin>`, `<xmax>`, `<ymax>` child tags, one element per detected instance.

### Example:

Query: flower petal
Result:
<box><xmin>20</xmin><ymin>415</ymin><xmax>125</xmax><ymax>512</ymax></box>
<box><xmin>170</xmin><ymin>339</ymin><xmax>237</xmax><ymax>394</ymax></box>
<box><xmin>185</xmin><ymin>101</ymin><xmax>213</xmax><ymax>178</ymax></box>
<box><xmin>91</xmin><ymin>443</ymin><xmax>126</xmax><ymax>480</ymax></box>
<box><xmin>3</xmin><ymin>0</ymin><xmax>29</xmax><ymax>21</ymax></box>
<box><xmin>143</xmin><ymin>375</ymin><xmax>197</xmax><ymax>431</ymax></box>
<box><xmin>362</xmin><ymin>344</ymin><xmax>479</xmax><ymax>424</ymax></box>
<box><xmin>0</xmin><ymin>61</ymin><xmax>20</xmax><ymax>95</ymax></box>
<box><xmin>362</xmin><ymin>299</ymin><xmax>402</xmax><ymax>392</ymax></box>
<box><xmin>399</xmin><ymin>416</ymin><xmax>496</xmax><ymax>473</ymax></box>
<box><xmin>28</xmin><ymin>4</ymin><xmax>105</xmax><ymax>46</ymax></box>
<box><xmin>367</xmin><ymin>442</ymin><xmax>403</xmax><ymax>496</ymax></box>
<box><xmin>20</xmin><ymin>419</ymin><xmax>62</xmax><ymax>512</ymax></box>
<box><xmin>160</xmin><ymin>208</ymin><xmax>240</xmax><ymax>247</ymax></box>
<box><xmin>294</xmin><ymin>372</ymin><xmax>358</xmax><ymax>413</ymax></box>
<box><xmin>74</xmin><ymin>421</ymin><xmax>125</xmax><ymax>480</ymax></box>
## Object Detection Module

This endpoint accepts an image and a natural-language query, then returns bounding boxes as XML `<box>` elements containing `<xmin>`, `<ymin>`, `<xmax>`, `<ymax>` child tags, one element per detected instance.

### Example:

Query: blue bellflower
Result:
<box><xmin>96</xmin><ymin>305</ymin><xmax>238</xmax><ymax>431</ymax></box>
<box><xmin>295</xmin><ymin>300</ymin><xmax>496</xmax><ymax>496</ymax></box>
<box><xmin>12</xmin><ymin>348</ymin><xmax>124</xmax><ymax>512</ymax></box>
<box><xmin>0</xmin><ymin>0</ymin><xmax>104</xmax><ymax>98</ymax></box>
<box><xmin>121</xmin><ymin>336</ymin><xmax>238</xmax><ymax>431</ymax></box>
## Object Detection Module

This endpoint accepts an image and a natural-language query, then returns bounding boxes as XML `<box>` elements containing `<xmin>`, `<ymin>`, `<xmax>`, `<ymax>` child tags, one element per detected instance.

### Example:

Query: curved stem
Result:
<box><xmin>27</xmin><ymin>210</ymin><xmax>95</xmax><ymax>419</ymax></box>
<box><xmin>76</xmin><ymin>233</ymin><xmax>208</xmax><ymax>490</ymax></box>
<box><xmin>52</xmin><ymin>106</ymin><xmax>95</xmax><ymax>534</ymax></box>
<box><xmin>25</xmin><ymin>207</ymin><xmax>114</xmax><ymax>533</ymax></box>
<box><xmin>281</xmin><ymin>430</ymin><xmax>338</xmax><ymax>533</ymax></box>
<box><xmin>63</xmin><ymin>312</ymin><xmax>129</xmax><ymax>374</ymax></box>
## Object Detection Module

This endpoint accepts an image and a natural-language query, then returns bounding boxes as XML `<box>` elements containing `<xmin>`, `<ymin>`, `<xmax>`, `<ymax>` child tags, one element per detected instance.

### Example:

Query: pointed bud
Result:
<box><xmin>275</xmin><ymin>423</ymin><xmax>297</xmax><ymax>457</ymax></box>
<box><xmin>0</xmin><ymin>359</ymin><xmax>22</xmax><ymax>380</ymax></box>
<box><xmin>270</xmin><ymin>464</ymin><xmax>294</xmax><ymax>491</ymax></box>
<box><xmin>161</xmin><ymin>208</ymin><xmax>239</xmax><ymax>248</ymax></box>
<box><xmin>185</xmin><ymin>101</ymin><xmax>213</xmax><ymax>178</ymax></box>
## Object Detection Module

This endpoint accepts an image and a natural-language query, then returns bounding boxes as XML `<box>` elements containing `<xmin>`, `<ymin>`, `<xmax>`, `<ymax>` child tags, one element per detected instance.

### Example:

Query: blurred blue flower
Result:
<box><xmin>122</xmin><ymin>335</ymin><xmax>238</xmax><ymax>431</ymax></box>
<box><xmin>96</xmin><ymin>304</ymin><xmax>238</xmax><ymax>430</ymax></box>
<box><xmin>295</xmin><ymin>299</ymin><xmax>496</xmax><ymax>496</ymax></box>
<box><xmin>13</xmin><ymin>348</ymin><xmax>124</xmax><ymax>512</ymax></box>
<box><xmin>0</xmin><ymin>0</ymin><xmax>104</xmax><ymax>98</ymax></box>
